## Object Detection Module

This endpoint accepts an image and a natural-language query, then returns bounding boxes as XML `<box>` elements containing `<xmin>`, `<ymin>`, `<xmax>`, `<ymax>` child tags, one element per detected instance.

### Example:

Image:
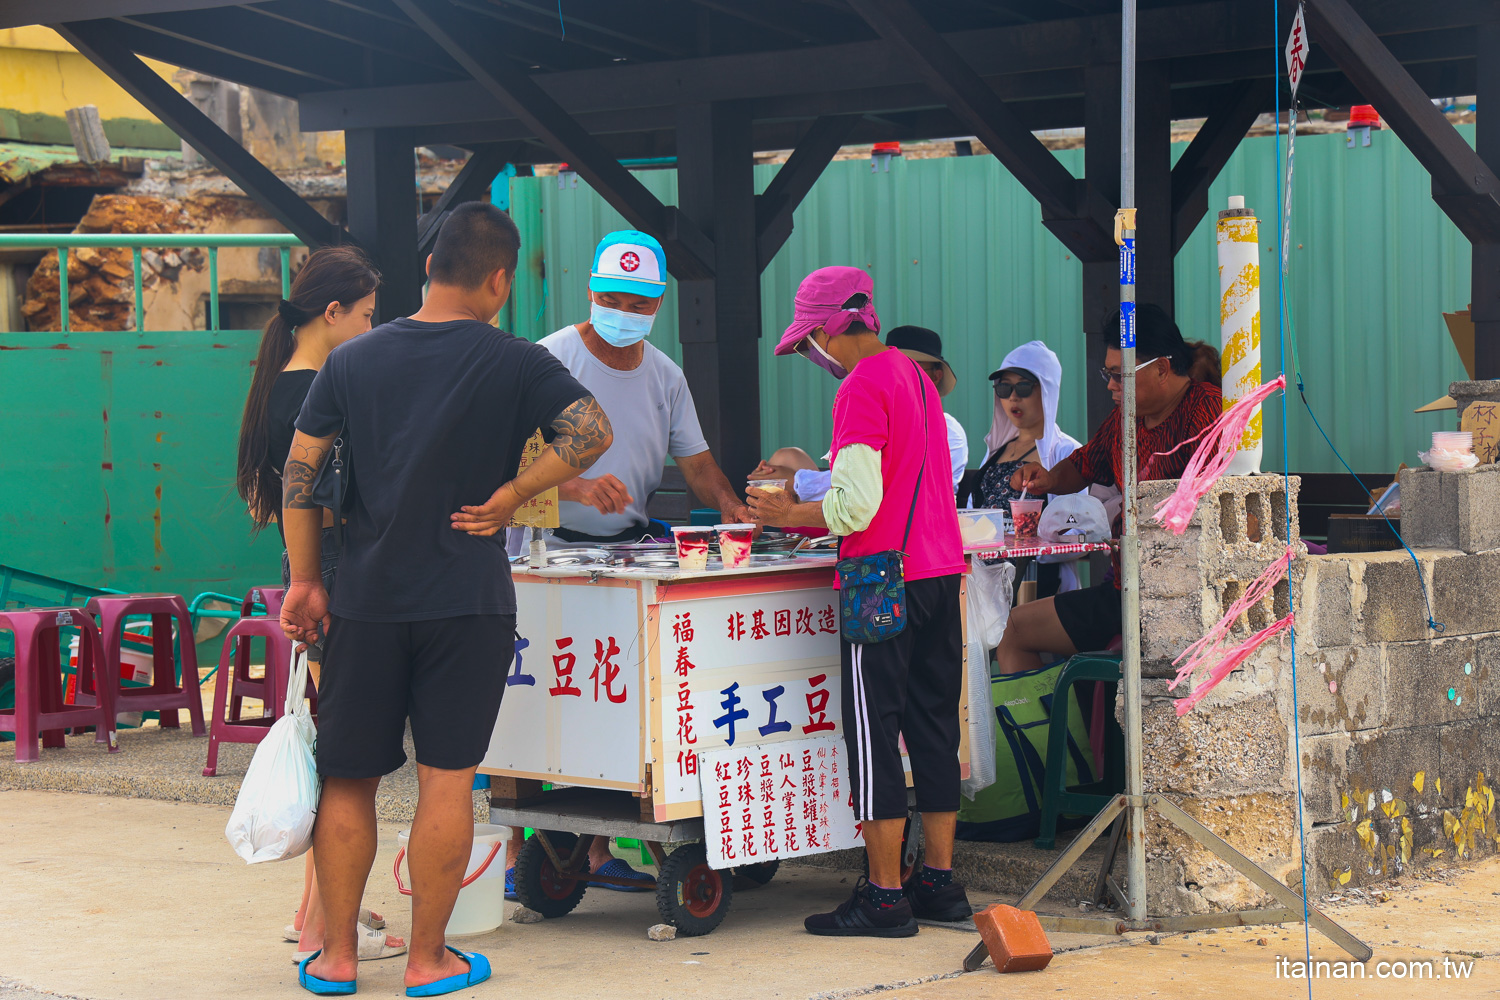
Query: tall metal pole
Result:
<box><xmin>1118</xmin><ymin>0</ymin><xmax>1147</xmax><ymax>923</ymax></box>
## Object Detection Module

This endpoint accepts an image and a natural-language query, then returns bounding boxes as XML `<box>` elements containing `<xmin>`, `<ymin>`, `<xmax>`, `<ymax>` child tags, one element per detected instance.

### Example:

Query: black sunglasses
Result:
<box><xmin>993</xmin><ymin>380</ymin><xmax>1037</xmax><ymax>399</ymax></box>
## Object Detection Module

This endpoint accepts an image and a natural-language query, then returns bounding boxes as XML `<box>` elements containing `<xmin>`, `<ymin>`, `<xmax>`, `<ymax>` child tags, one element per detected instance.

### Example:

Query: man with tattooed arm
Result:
<box><xmin>280</xmin><ymin>202</ymin><xmax>609</xmax><ymax>997</ymax></box>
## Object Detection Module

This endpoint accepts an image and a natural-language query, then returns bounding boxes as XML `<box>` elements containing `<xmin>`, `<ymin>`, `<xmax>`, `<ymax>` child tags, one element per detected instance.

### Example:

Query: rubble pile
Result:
<box><xmin>21</xmin><ymin>193</ymin><xmax>267</xmax><ymax>331</ymax></box>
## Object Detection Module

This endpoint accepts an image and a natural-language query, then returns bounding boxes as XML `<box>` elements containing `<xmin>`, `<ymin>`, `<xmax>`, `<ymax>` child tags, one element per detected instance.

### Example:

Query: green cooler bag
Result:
<box><xmin>956</xmin><ymin>662</ymin><xmax>1095</xmax><ymax>842</ymax></box>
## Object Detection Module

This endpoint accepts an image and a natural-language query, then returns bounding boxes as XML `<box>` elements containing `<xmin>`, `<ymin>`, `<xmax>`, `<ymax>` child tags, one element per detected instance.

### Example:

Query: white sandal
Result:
<box><xmin>292</xmin><ymin>923</ymin><xmax>407</xmax><ymax>964</ymax></box>
<box><xmin>283</xmin><ymin>907</ymin><xmax>387</xmax><ymax>942</ymax></box>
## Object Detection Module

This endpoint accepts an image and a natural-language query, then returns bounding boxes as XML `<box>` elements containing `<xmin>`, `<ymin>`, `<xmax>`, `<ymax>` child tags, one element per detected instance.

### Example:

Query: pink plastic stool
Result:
<box><xmin>202</xmin><ymin>616</ymin><xmax>315</xmax><ymax>776</ymax></box>
<box><xmin>243</xmin><ymin>586</ymin><xmax>285</xmax><ymax>619</ymax></box>
<box><xmin>85</xmin><ymin>594</ymin><xmax>205</xmax><ymax>736</ymax></box>
<box><xmin>0</xmin><ymin>607</ymin><xmax>119</xmax><ymax>762</ymax></box>
<box><xmin>223</xmin><ymin>586</ymin><xmax>287</xmax><ymax>720</ymax></box>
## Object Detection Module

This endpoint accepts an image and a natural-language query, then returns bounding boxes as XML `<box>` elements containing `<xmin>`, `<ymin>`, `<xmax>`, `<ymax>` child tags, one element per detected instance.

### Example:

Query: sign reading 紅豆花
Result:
<box><xmin>701</xmin><ymin>735</ymin><xmax>862</xmax><ymax>869</ymax></box>
<box><xmin>1285</xmin><ymin>4</ymin><xmax>1308</xmax><ymax>97</ymax></box>
<box><xmin>508</xmin><ymin>429</ymin><xmax>559</xmax><ymax>528</ymax></box>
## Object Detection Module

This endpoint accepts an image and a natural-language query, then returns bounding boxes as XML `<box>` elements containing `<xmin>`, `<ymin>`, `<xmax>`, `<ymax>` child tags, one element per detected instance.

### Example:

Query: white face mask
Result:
<box><xmin>589</xmin><ymin>301</ymin><xmax>657</xmax><ymax>347</ymax></box>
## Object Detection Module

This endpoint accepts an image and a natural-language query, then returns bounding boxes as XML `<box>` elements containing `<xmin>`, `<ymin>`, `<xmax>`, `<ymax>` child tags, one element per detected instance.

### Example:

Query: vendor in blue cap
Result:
<box><xmin>536</xmin><ymin>230</ymin><xmax>752</xmax><ymax>544</ymax></box>
<box><xmin>503</xmin><ymin>230</ymin><xmax>752</xmax><ymax>891</ymax></box>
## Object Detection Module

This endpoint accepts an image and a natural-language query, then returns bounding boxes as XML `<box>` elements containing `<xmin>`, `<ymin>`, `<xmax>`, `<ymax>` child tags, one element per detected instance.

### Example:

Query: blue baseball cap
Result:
<box><xmin>590</xmin><ymin>230</ymin><xmax>667</xmax><ymax>298</ymax></box>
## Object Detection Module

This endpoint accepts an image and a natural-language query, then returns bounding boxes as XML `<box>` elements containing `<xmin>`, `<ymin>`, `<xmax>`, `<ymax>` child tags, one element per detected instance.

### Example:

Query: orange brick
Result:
<box><xmin>973</xmin><ymin>904</ymin><xmax>1053</xmax><ymax>973</ymax></box>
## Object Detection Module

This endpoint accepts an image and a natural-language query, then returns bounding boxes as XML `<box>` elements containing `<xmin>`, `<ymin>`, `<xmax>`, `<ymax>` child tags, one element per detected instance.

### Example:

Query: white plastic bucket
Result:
<box><xmin>394</xmin><ymin>823</ymin><xmax>509</xmax><ymax>936</ymax></box>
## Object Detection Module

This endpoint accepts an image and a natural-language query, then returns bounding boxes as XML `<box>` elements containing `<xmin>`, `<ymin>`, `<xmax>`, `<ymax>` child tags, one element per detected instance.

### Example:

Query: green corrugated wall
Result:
<box><xmin>509</xmin><ymin>127</ymin><xmax>1474</xmax><ymax>476</ymax></box>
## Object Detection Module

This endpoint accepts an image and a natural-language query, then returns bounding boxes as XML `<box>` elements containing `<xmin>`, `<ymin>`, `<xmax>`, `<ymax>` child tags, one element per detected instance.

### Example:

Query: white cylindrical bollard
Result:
<box><xmin>1218</xmin><ymin>195</ymin><xmax>1262</xmax><ymax>474</ymax></box>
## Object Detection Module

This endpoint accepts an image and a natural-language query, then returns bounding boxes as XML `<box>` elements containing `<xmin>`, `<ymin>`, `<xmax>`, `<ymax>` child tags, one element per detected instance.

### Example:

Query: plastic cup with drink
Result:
<box><xmin>671</xmin><ymin>525</ymin><xmax>715</xmax><ymax>572</ymax></box>
<box><xmin>716</xmin><ymin>523</ymin><xmax>756</xmax><ymax>569</ymax></box>
<box><xmin>1010</xmin><ymin>498</ymin><xmax>1044</xmax><ymax>541</ymax></box>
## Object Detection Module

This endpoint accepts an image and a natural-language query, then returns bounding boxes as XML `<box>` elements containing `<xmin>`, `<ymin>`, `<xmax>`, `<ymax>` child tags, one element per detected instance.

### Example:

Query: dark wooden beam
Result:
<box><xmin>755</xmin><ymin>115</ymin><xmax>859</xmax><ymax>271</ymax></box>
<box><xmin>1306</xmin><ymin>0</ymin><xmax>1500</xmax><ymax>243</ymax></box>
<box><xmin>56</xmin><ymin>18</ymin><xmax>341</xmax><ymax>247</ymax></box>
<box><xmin>450</xmin><ymin>0</ymin><xmax>660</xmax><ymax>64</ymax></box>
<box><xmin>1</xmin><ymin>0</ymin><xmax>230</xmax><ymax>29</ymax></box>
<box><xmin>1475</xmin><ymin>19</ymin><xmax>1500</xmax><ymax>379</ymax></box>
<box><xmin>243</xmin><ymin>0</ymin><xmax>467</xmax><ymax>80</ymax></box>
<box><xmin>844</xmin><ymin>0</ymin><xmax>1110</xmax><ymax>258</ymax></box>
<box><xmin>676</xmin><ymin>101</ymin><xmax>762</xmax><ymax>487</ymax></box>
<box><xmin>1081</xmin><ymin>60</ymin><xmax>1120</xmax><ymax>433</ymax></box>
<box><xmin>686</xmin><ymin>0</ymin><xmax>826</xmax><ymax>43</ymax></box>
<box><xmin>1170</xmin><ymin>79</ymin><xmax>1263</xmax><ymax>254</ymax></box>
<box><xmin>73</xmin><ymin>15</ymin><xmax>314</xmax><ymax>96</ymax></box>
<box><xmin>346</xmin><ymin>128</ymin><xmax>422</xmax><ymax>322</ymax></box>
<box><xmin>326</xmin><ymin>0</ymin><xmax>587</xmax><ymax>72</ymax></box>
<box><xmin>492</xmin><ymin>0</ymin><xmax>692</xmax><ymax>58</ymax></box>
<box><xmin>415</xmin><ymin>144</ymin><xmax>513</xmax><ymax>261</ymax></box>
<box><xmin>121</xmin><ymin>7</ymin><xmax>365</xmax><ymax>87</ymax></box>
<box><xmin>299</xmin><ymin>0</ymin><xmax>1497</xmax><ymax>133</ymax></box>
<box><xmin>392</xmin><ymin>0</ymin><xmax>716</xmax><ymax>280</ymax></box>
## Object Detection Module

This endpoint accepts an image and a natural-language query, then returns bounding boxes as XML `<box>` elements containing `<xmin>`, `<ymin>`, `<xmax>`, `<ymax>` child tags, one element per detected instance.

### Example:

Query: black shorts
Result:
<box><xmin>841</xmin><ymin>574</ymin><xmax>963</xmax><ymax>822</ymax></box>
<box><xmin>1053</xmin><ymin>581</ymin><xmax>1123</xmax><ymax>653</ymax></box>
<box><xmin>316</xmin><ymin>613</ymin><xmax>516</xmax><ymax>778</ymax></box>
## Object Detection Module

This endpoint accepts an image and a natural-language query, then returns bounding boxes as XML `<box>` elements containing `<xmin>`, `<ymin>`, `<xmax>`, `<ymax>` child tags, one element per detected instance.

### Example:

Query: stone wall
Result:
<box><xmin>1135</xmin><ymin>473</ymin><xmax>1499</xmax><ymax>916</ymax></box>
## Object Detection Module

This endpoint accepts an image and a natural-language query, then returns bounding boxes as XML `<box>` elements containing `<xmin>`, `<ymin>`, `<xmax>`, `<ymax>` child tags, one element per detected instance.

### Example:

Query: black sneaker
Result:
<box><xmin>906</xmin><ymin>879</ymin><xmax>974</xmax><ymax>922</ymax></box>
<box><xmin>804</xmin><ymin>877</ymin><xmax>919</xmax><ymax>937</ymax></box>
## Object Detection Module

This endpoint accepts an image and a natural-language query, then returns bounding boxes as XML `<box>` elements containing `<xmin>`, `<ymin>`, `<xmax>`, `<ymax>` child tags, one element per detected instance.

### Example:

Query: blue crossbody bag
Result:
<box><xmin>835</xmin><ymin>359</ymin><xmax>929</xmax><ymax>645</ymax></box>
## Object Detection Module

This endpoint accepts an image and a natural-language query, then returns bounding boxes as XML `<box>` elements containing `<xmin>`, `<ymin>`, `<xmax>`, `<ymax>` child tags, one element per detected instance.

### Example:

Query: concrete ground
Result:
<box><xmin>1</xmin><ymin>788</ymin><xmax>1495</xmax><ymax>1000</ymax></box>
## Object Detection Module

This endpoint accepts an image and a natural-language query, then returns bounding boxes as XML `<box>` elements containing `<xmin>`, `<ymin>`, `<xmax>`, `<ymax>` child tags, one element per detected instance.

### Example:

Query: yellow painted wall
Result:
<box><xmin>0</xmin><ymin>26</ymin><xmax>179</xmax><ymax>124</ymax></box>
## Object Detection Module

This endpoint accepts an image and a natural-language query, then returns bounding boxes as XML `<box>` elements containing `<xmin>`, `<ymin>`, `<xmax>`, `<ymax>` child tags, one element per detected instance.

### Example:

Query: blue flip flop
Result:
<box><xmin>590</xmin><ymin>857</ymin><xmax>656</xmax><ymax>892</ymax></box>
<box><xmin>298</xmin><ymin>951</ymin><xmax>357</xmax><ymax>996</ymax></box>
<box><xmin>504</xmin><ymin>865</ymin><xmax>518</xmax><ymax>901</ymax></box>
<box><xmin>405</xmin><ymin>947</ymin><xmax>491</xmax><ymax>998</ymax></box>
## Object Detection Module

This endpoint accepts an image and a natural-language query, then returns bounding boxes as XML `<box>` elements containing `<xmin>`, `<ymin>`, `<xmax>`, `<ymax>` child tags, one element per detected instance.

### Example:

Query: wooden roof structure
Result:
<box><xmin>7</xmin><ymin>0</ymin><xmax>1498</xmax><ymax>477</ymax></box>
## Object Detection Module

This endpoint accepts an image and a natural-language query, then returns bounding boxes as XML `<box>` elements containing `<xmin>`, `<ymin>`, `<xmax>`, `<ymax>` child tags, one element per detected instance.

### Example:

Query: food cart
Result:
<box><xmin>480</xmin><ymin>534</ymin><xmax>1111</xmax><ymax>935</ymax></box>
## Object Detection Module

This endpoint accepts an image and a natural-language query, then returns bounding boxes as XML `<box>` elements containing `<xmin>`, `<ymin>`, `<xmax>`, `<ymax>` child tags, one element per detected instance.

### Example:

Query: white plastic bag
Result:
<box><xmin>225</xmin><ymin>646</ymin><xmax>320</xmax><ymax>864</ymax></box>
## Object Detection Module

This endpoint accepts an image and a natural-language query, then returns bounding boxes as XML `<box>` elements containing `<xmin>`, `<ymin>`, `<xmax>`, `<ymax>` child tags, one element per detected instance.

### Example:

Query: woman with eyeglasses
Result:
<box><xmin>994</xmin><ymin>305</ymin><xmax>1223</xmax><ymax>675</ymax></box>
<box><xmin>967</xmin><ymin>340</ymin><xmax>1079</xmax><ymax>511</ymax></box>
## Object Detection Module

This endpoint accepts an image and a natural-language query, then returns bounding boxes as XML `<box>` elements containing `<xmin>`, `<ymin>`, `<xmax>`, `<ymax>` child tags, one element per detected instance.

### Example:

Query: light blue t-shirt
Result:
<box><xmin>540</xmin><ymin>325</ymin><xmax>709</xmax><ymax>537</ymax></box>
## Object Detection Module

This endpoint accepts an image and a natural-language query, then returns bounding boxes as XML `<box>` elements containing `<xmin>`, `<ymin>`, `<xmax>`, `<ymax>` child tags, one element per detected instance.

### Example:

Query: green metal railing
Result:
<box><xmin>0</xmin><ymin>233</ymin><xmax>304</xmax><ymax>333</ymax></box>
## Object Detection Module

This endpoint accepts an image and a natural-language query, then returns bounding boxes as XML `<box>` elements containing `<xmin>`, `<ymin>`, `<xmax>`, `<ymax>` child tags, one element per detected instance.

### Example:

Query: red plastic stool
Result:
<box><xmin>0</xmin><ymin>608</ymin><xmax>119</xmax><ymax>762</ymax></box>
<box><xmin>243</xmin><ymin>586</ymin><xmax>285</xmax><ymax>619</ymax></box>
<box><xmin>202</xmin><ymin>616</ymin><xmax>315</xmax><ymax>776</ymax></box>
<box><xmin>85</xmin><ymin>594</ymin><xmax>205</xmax><ymax>736</ymax></box>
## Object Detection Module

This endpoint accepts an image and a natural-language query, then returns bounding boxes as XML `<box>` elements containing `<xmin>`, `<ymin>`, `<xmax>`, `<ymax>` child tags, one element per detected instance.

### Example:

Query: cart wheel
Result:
<box><xmin>513</xmin><ymin>831</ymin><xmax>590</xmax><ymax>918</ymax></box>
<box><xmin>732</xmin><ymin>860</ymin><xmax>780</xmax><ymax>890</ymax></box>
<box><xmin>655</xmin><ymin>843</ymin><xmax>732</xmax><ymax>936</ymax></box>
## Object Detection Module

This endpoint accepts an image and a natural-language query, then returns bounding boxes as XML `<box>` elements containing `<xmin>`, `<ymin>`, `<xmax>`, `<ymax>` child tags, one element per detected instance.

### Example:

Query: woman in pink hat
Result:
<box><xmin>749</xmin><ymin>266</ymin><xmax>969</xmax><ymax>938</ymax></box>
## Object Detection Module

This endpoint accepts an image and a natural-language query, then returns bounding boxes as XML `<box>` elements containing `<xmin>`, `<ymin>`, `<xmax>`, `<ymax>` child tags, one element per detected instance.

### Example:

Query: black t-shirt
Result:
<box><xmin>296</xmin><ymin>318</ymin><xmax>590</xmax><ymax>621</ymax></box>
<box><xmin>267</xmin><ymin>369</ymin><xmax>318</xmax><ymax>542</ymax></box>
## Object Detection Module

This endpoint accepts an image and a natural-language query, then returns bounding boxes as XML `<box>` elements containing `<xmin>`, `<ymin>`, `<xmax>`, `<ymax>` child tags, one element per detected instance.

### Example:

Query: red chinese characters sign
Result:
<box><xmin>701</xmin><ymin>736</ymin><xmax>862</xmax><ymax>867</ymax></box>
<box><xmin>657</xmin><ymin>586</ymin><xmax>844</xmax><ymax>812</ymax></box>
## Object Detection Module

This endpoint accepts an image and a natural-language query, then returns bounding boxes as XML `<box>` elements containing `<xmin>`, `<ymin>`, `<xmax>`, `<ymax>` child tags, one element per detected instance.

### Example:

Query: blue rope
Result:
<box><xmin>557</xmin><ymin>0</ymin><xmax>566</xmax><ymax>38</ymax></box>
<box><xmin>1272</xmin><ymin>5</ymin><xmax>1315</xmax><ymax>995</ymax></box>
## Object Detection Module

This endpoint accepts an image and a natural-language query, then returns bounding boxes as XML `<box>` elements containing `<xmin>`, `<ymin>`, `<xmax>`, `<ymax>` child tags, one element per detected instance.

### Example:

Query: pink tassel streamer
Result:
<box><xmin>1150</xmin><ymin>375</ymin><xmax>1287</xmax><ymax>534</ymax></box>
<box><xmin>1173</xmin><ymin>614</ymin><xmax>1294</xmax><ymax>716</ymax></box>
<box><xmin>1169</xmin><ymin>545</ymin><xmax>1294</xmax><ymax>690</ymax></box>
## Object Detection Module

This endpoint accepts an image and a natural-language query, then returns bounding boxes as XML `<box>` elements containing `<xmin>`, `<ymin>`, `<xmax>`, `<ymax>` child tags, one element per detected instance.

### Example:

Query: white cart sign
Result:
<box><xmin>701</xmin><ymin>735</ymin><xmax>862</xmax><ymax>869</ymax></box>
<box><xmin>484</xmin><ymin>578</ymin><xmax>644</xmax><ymax>789</ymax></box>
<box><xmin>655</xmin><ymin>585</ymin><xmax>843</xmax><ymax>817</ymax></box>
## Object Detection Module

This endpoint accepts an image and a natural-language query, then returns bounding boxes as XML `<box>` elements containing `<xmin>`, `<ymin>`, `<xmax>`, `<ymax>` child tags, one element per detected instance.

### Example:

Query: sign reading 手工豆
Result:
<box><xmin>701</xmin><ymin>735</ymin><xmax>862</xmax><ymax>869</ymax></box>
<box><xmin>656</xmin><ymin>586</ymin><xmax>844</xmax><ymax>816</ymax></box>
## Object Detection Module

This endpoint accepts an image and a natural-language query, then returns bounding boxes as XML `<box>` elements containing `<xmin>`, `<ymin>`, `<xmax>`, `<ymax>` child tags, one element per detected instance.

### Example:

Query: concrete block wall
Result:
<box><xmin>1399</xmin><ymin>464</ymin><xmax>1500</xmax><ymax>554</ymax></box>
<box><xmin>1133</xmin><ymin>474</ymin><xmax>1499</xmax><ymax>916</ymax></box>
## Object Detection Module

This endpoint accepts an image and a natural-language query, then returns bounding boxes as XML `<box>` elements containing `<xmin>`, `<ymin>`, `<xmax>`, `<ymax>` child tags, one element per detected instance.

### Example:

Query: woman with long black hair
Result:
<box><xmin>235</xmin><ymin>244</ymin><xmax>405</xmax><ymax>965</ymax></box>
